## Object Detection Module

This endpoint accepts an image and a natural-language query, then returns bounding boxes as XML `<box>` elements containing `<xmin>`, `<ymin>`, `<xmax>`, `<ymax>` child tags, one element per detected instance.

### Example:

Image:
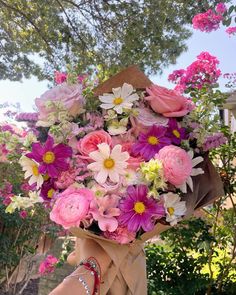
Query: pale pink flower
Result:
<box><xmin>145</xmin><ymin>85</ymin><xmax>190</xmax><ymax>117</ymax></box>
<box><xmin>55</xmin><ymin>167</ymin><xmax>78</xmax><ymax>189</ymax></box>
<box><xmin>50</xmin><ymin>186</ymin><xmax>94</xmax><ymax>229</ymax></box>
<box><xmin>156</xmin><ymin>145</ymin><xmax>193</xmax><ymax>186</ymax></box>
<box><xmin>121</xmin><ymin>142</ymin><xmax>144</xmax><ymax>170</ymax></box>
<box><xmin>35</xmin><ymin>83</ymin><xmax>84</xmax><ymax>122</ymax></box>
<box><xmin>90</xmin><ymin>194</ymin><xmax>120</xmax><ymax>232</ymax></box>
<box><xmin>103</xmin><ymin>226</ymin><xmax>136</xmax><ymax>244</ymax></box>
<box><xmin>39</xmin><ymin>255</ymin><xmax>58</xmax><ymax>275</ymax></box>
<box><xmin>77</xmin><ymin>130</ymin><xmax>112</xmax><ymax>158</ymax></box>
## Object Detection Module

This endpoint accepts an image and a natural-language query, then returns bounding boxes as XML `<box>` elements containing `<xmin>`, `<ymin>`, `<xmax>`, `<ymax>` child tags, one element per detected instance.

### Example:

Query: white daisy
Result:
<box><xmin>19</xmin><ymin>156</ymin><xmax>44</xmax><ymax>189</ymax></box>
<box><xmin>87</xmin><ymin>143</ymin><xmax>129</xmax><ymax>184</ymax></box>
<box><xmin>99</xmin><ymin>83</ymin><xmax>139</xmax><ymax>114</ymax></box>
<box><xmin>176</xmin><ymin>150</ymin><xmax>204</xmax><ymax>193</ymax></box>
<box><xmin>163</xmin><ymin>192</ymin><xmax>186</xmax><ymax>225</ymax></box>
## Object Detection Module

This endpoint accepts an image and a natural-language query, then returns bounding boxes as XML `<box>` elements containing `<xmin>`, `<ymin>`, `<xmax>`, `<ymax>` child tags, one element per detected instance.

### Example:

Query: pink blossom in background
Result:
<box><xmin>90</xmin><ymin>194</ymin><xmax>120</xmax><ymax>232</ymax></box>
<box><xmin>103</xmin><ymin>226</ymin><xmax>136</xmax><ymax>244</ymax></box>
<box><xmin>50</xmin><ymin>187</ymin><xmax>94</xmax><ymax>229</ymax></box>
<box><xmin>192</xmin><ymin>9</ymin><xmax>223</xmax><ymax>32</ymax></box>
<box><xmin>19</xmin><ymin>210</ymin><xmax>28</xmax><ymax>219</ymax></box>
<box><xmin>121</xmin><ymin>142</ymin><xmax>144</xmax><ymax>170</ymax></box>
<box><xmin>39</xmin><ymin>255</ymin><xmax>58</xmax><ymax>275</ymax></box>
<box><xmin>145</xmin><ymin>84</ymin><xmax>190</xmax><ymax>117</ymax></box>
<box><xmin>215</xmin><ymin>3</ymin><xmax>227</xmax><ymax>14</ymax></box>
<box><xmin>226</xmin><ymin>26</ymin><xmax>236</xmax><ymax>36</ymax></box>
<box><xmin>54</xmin><ymin>71</ymin><xmax>67</xmax><ymax>84</ymax></box>
<box><xmin>168</xmin><ymin>52</ymin><xmax>221</xmax><ymax>90</ymax></box>
<box><xmin>55</xmin><ymin>167</ymin><xmax>77</xmax><ymax>189</ymax></box>
<box><xmin>0</xmin><ymin>144</ymin><xmax>8</xmax><ymax>162</ymax></box>
<box><xmin>15</xmin><ymin>112</ymin><xmax>39</xmax><ymax>122</ymax></box>
<box><xmin>156</xmin><ymin>145</ymin><xmax>193</xmax><ymax>186</ymax></box>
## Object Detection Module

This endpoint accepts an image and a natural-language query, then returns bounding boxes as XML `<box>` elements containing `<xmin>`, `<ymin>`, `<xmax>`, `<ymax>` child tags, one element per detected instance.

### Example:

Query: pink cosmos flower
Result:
<box><xmin>77</xmin><ymin>130</ymin><xmax>112</xmax><ymax>158</ymax></box>
<box><xmin>39</xmin><ymin>255</ymin><xmax>58</xmax><ymax>275</ymax></box>
<box><xmin>156</xmin><ymin>145</ymin><xmax>192</xmax><ymax>186</ymax></box>
<box><xmin>50</xmin><ymin>186</ymin><xmax>94</xmax><ymax>229</ymax></box>
<box><xmin>103</xmin><ymin>226</ymin><xmax>136</xmax><ymax>244</ymax></box>
<box><xmin>35</xmin><ymin>83</ymin><xmax>84</xmax><ymax>122</ymax></box>
<box><xmin>118</xmin><ymin>185</ymin><xmax>165</xmax><ymax>233</ymax></box>
<box><xmin>132</xmin><ymin>125</ymin><xmax>171</xmax><ymax>161</ymax></box>
<box><xmin>90</xmin><ymin>194</ymin><xmax>120</xmax><ymax>232</ymax></box>
<box><xmin>192</xmin><ymin>9</ymin><xmax>223</xmax><ymax>32</ymax></box>
<box><xmin>145</xmin><ymin>85</ymin><xmax>190</xmax><ymax>117</ymax></box>
<box><xmin>26</xmin><ymin>136</ymin><xmax>72</xmax><ymax>178</ymax></box>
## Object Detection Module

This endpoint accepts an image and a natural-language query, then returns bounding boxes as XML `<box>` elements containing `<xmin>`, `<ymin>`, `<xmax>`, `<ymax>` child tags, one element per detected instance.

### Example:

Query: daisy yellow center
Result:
<box><xmin>167</xmin><ymin>207</ymin><xmax>175</xmax><ymax>216</ymax></box>
<box><xmin>148</xmin><ymin>136</ymin><xmax>159</xmax><ymax>145</ymax></box>
<box><xmin>32</xmin><ymin>165</ymin><xmax>39</xmax><ymax>176</ymax></box>
<box><xmin>103</xmin><ymin>158</ymin><xmax>115</xmax><ymax>169</ymax></box>
<box><xmin>113</xmin><ymin>97</ymin><xmax>123</xmax><ymax>105</ymax></box>
<box><xmin>47</xmin><ymin>188</ymin><xmax>55</xmax><ymax>199</ymax></box>
<box><xmin>43</xmin><ymin>174</ymin><xmax>50</xmax><ymax>181</ymax></box>
<box><xmin>173</xmin><ymin>130</ymin><xmax>180</xmax><ymax>138</ymax></box>
<box><xmin>43</xmin><ymin>151</ymin><xmax>55</xmax><ymax>164</ymax></box>
<box><xmin>134</xmin><ymin>201</ymin><xmax>146</xmax><ymax>214</ymax></box>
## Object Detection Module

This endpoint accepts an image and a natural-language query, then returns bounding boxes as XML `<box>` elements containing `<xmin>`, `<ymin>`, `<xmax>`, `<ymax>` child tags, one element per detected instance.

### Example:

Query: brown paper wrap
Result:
<box><xmin>70</xmin><ymin>67</ymin><xmax>224</xmax><ymax>295</ymax></box>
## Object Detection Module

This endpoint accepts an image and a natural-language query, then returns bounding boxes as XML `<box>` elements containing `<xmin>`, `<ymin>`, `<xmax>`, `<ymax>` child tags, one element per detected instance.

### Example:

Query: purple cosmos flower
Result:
<box><xmin>118</xmin><ymin>185</ymin><xmax>165</xmax><ymax>233</ymax></box>
<box><xmin>26</xmin><ymin>136</ymin><xmax>72</xmax><ymax>178</ymax></box>
<box><xmin>40</xmin><ymin>178</ymin><xmax>57</xmax><ymax>201</ymax></box>
<box><xmin>132</xmin><ymin>125</ymin><xmax>171</xmax><ymax>160</ymax></box>
<box><xmin>166</xmin><ymin>118</ymin><xmax>187</xmax><ymax>145</ymax></box>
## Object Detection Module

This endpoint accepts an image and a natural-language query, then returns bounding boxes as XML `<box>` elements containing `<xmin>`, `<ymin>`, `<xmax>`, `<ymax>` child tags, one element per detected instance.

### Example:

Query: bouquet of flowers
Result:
<box><xmin>7</xmin><ymin>66</ymin><xmax>225</xmax><ymax>294</ymax></box>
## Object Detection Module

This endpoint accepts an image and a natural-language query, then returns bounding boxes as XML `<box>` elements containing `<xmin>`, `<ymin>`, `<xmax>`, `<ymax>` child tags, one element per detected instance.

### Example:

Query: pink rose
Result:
<box><xmin>50</xmin><ymin>187</ymin><xmax>94</xmax><ymax>229</ymax></box>
<box><xmin>77</xmin><ymin>130</ymin><xmax>112</xmax><ymax>157</ymax></box>
<box><xmin>156</xmin><ymin>145</ymin><xmax>192</xmax><ymax>186</ymax></box>
<box><xmin>35</xmin><ymin>83</ymin><xmax>84</xmax><ymax>122</ymax></box>
<box><xmin>145</xmin><ymin>84</ymin><xmax>191</xmax><ymax>117</ymax></box>
<box><xmin>90</xmin><ymin>194</ymin><xmax>120</xmax><ymax>232</ymax></box>
<box><xmin>55</xmin><ymin>167</ymin><xmax>77</xmax><ymax>189</ymax></box>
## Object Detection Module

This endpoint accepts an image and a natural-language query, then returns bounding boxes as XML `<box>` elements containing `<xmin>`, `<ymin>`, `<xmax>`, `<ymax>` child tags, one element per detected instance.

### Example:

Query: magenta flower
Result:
<box><xmin>166</xmin><ymin>118</ymin><xmax>187</xmax><ymax>145</ymax></box>
<box><xmin>39</xmin><ymin>255</ymin><xmax>58</xmax><ymax>275</ymax></box>
<box><xmin>132</xmin><ymin>125</ymin><xmax>171</xmax><ymax>160</ymax></box>
<box><xmin>26</xmin><ymin>136</ymin><xmax>72</xmax><ymax>178</ymax></box>
<box><xmin>192</xmin><ymin>9</ymin><xmax>223</xmax><ymax>33</ymax></box>
<box><xmin>40</xmin><ymin>178</ymin><xmax>57</xmax><ymax>201</ymax></box>
<box><xmin>118</xmin><ymin>185</ymin><xmax>165</xmax><ymax>233</ymax></box>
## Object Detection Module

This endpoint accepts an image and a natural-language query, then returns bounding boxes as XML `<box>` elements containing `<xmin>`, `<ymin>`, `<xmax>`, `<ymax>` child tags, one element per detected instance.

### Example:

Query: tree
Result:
<box><xmin>0</xmin><ymin>0</ymin><xmax>225</xmax><ymax>80</ymax></box>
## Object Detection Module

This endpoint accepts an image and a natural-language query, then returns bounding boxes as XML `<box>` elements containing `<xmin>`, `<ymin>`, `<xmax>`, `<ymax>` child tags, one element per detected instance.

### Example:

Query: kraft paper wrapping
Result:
<box><xmin>69</xmin><ymin>67</ymin><xmax>225</xmax><ymax>295</ymax></box>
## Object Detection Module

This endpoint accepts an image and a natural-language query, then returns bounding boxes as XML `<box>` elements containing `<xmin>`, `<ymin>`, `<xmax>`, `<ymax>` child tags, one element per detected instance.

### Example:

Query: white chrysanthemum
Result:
<box><xmin>87</xmin><ymin>143</ymin><xmax>129</xmax><ymax>184</ymax></box>
<box><xmin>99</xmin><ymin>83</ymin><xmax>139</xmax><ymax>114</ymax></box>
<box><xmin>176</xmin><ymin>150</ymin><xmax>204</xmax><ymax>193</ymax></box>
<box><xmin>163</xmin><ymin>192</ymin><xmax>186</xmax><ymax>225</ymax></box>
<box><xmin>19</xmin><ymin>156</ymin><xmax>44</xmax><ymax>189</ymax></box>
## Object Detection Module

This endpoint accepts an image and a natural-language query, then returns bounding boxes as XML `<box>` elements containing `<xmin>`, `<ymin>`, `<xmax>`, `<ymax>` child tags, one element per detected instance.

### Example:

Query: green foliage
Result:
<box><xmin>0</xmin><ymin>0</ymin><xmax>221</xmax><ymax>80</ymax></box>
<box><xmin>146</xmin><ymin>217</ymin><xmax>236</xmax><ymax>295</ymax></box>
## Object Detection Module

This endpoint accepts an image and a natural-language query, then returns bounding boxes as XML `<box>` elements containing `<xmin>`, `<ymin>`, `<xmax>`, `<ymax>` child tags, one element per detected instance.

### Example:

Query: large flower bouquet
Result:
<box><xmin>8</xmin><ymin>66</ymin><xmax>225</xmax><ymax>246</ymax></box>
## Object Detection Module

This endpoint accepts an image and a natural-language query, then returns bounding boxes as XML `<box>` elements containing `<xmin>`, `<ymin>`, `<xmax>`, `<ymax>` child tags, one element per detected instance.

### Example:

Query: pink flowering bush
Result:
<box><xmin>168</xmin><ymin>52</ymin><xmax>221</xmax><ymax>91</ymax></box>
<box><xmin>226</xmin><ymin>26</ymin><xmax>236</xmax><ymax>36</ymax></box>
<box><xmin>39</xmin><ymin>255</ymin><xmax>59</xmax><ymax>275</ymax></box>
<box><xmin>192</xmin><ymin>9</ymin><xmax>223</xmax><ymax>32</ymax></box>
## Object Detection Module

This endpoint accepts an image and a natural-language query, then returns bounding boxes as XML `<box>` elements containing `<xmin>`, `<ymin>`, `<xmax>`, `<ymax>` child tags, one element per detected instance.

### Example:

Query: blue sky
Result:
<box><xmin>0</xmin><ymin>17</ymin><xmax>236</xmax><ymax>113</ymax></box>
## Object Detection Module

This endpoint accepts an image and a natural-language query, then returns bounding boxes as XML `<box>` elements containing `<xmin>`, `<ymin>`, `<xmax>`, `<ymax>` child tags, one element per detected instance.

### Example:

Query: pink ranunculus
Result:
<box><xmin>77</xmin><ymin>130</ymin><xmax>112</xmax><ymax>157</ymax></box>
<box><xmin>103</xmin><ymin>226</ymin><xmax>136</xmax><ymax>244</ymax></box>
<box><xmin>145</xmin><ymin>84</ymin><xmax>190</xmax><ymax>117</ymax></box>
<box><xmin>156</xmin><ymin>145</ymin><xmax>192</xmax><ymax>186</ymax></box>
<box><xmin>121</xmin><ymin>142</ymin><xmax>144</xmax><ymax>170</ymax></box>
<box><xmin>50</xmin><ymin>186</ymin><xmax>94</xmax><ymax>229</ymax></box>
<box><xmin>35</xmin><ymin>83</ymin><xmax>84</xmax><ymax>121</ymax></box>
<box><xmin>90</xmin><ymin>194</ymin><xmax>121</xmax><ymax>232</ymax></box>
